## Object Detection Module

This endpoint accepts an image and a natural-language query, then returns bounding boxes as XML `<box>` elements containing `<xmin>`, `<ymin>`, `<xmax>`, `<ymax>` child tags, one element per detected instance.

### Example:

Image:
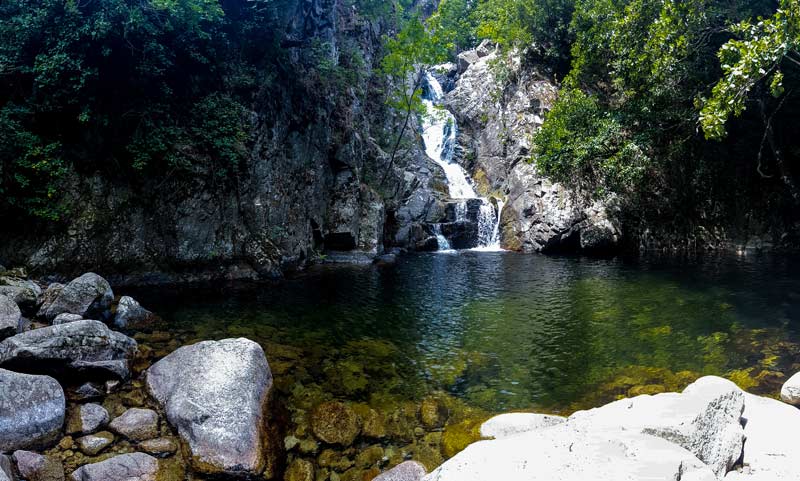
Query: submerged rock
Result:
<box><xmin>0</xmin><ymin>320</ymin><xmax>137</xmax><ymax>379</ymax></box>
<box><xmin>113</xmin><ymin>296</ymin><xmax>157</xmax><ymax>329</ymax></box>
<box><xmin>0</xmin><ymin>295</ymin><xmax>20</xmax><ymax>340</ymax></box>
<box><xmin>146</xmin><ymin>338</ymin><xmax>273</xmax><ymax>477</ymax></box>
<box><xmin>375</xmin><ymin>461</ymin><xmax>427</xmax><ymax>481</ymax></box>
<box><xmin>311</xmin><ymin>401</ymin><xmax>360</xmax><ymax>446</ymax></box>
<box><xmin>108</xmin><ymin>408</ymin><xmax>158</xmax><ymax>442</ymax></box>
<box><xmin>76</xmin><ymin>432</ymin><xmax>114</xmax><ymax>456</ymax></box>
<box><xmin>284</xmin><ymin>458</ymin><xmax>314</xmax><ymax>481</ymax></box>
<box><xmin>0</xmin><ymin>369</ymin><xmax>65</xmax><ymax>451</ymax></box>
<box><xmin>139</xmin><ymin>437</ymin><xmax>178</xmax><ymax>457</ymax></box>
<box><xmin>479</xmin><ymin>413</ymin><xmax>565</xmax><ymax>439</ymax></box>
<box><xmin>12</xmin><ymin>450</ymin><xmax>64</xmax><ymax>481</ymax></box>
<box><xmin>779</xmin><ymin>371</ymin><xmax>800</xmax><ymax>405</ymax></box>
<box><xmin>37</xmin><ymin>273</ymin><xmax>113</xmax><ymax>322</ymax></box>
<box><xmin>69</xmin><ymin>453</ymin><xmax>159</xmax><ymax>481</ymax></box>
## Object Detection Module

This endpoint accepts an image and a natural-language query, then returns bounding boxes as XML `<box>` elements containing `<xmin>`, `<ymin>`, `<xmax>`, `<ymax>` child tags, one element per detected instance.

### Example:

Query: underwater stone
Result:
<box><xmin>139</xmin><ymin>437</ymin><xmax>178</xmax><ymax>457</ymax></box>
<box><xmin>284</xmin><ymin>458</ymin><xmax>314</xmax><ymax>481</ymax></box>
<box><xmin>76</xmin><ymin>432</ymin><xmax>114</xmax><ymax>456</ymax></box>
<box><xmin>108</xmin><ymin>408</ymin><xmax>158</xmax><ymax>442</ymax></box>
<box><xmin>374</xmin><ymin>461</ymin><xmax>427</xmax><ymax>481</ymax></box>
<box><xmin>311</xmin><ymin>401</ymin><xmax>361</xmax><ymax>446</ymax></box>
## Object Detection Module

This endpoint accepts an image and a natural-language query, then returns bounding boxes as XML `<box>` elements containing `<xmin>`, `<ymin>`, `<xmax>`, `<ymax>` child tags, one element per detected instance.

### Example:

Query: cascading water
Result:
<box><xmin>421</xmin><ymin>72</ymin><xmax>504</xmax><ymax>251</ymax></box>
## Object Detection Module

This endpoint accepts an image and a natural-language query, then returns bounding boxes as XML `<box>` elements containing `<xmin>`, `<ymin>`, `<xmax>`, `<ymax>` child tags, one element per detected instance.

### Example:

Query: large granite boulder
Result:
<box><xmin>0</xmin><ymin>295</ymin><xmax>21</xmax><ymax>340</ymax></box>
<box><xmin>568</xmin><ymin>375</ymin><xmax>745</xmax><ymax>477</ymax></box>
<box><xmin>0</xmin><ymin>320</ymin><xmax>137</xmax><ymax>379</ymax></box>
<box><xmin>69</xmin><ymin>453</ymin><xmax>159</xmax><ymax>481</ymax></box>
<box><xmin>0</xmin><ymin>277</ymin><xmax>41</xmax><ymax>315</ymax></box>
<box><xmin>0</xmin><ymin>369</ymin><xmax>65</xmax><ymax>450</ymax></box>
<box><xmin>423</xmin><ymin>423</ymin><xmax>717</xmax><ymax>481</ymax></box>
<box><xmin>37</xmin><ymin>273</ymin><xmax>113</xmax><ymax>322</ymax></box>
<box><xmin>146</xmin><ymin>338</ymin><xmax>273</xmax><ymax>477</ymax></box>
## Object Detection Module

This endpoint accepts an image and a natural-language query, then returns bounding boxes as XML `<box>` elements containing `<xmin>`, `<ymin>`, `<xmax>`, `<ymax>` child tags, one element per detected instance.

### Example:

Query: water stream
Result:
<box><xmin>420</xmin><ymin>72</ymin><xmax>504</xmax><ymax>251</ymax></box>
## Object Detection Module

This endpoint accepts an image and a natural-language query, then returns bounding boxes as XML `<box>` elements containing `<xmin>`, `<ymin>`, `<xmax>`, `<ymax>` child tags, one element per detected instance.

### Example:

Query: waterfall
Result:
<box><xmin>421</xmin><ymin>72</ymin><xmax>504</xmax><ymax>252</ymax></box>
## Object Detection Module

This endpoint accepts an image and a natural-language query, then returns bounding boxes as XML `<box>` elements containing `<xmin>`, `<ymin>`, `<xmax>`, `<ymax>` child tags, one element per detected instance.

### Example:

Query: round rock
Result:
<box><xmin>69</xmin><ymin>452</ymin><xmax>159</xmax><ymax>481</ymax></box>
<box><xmin>780</xmin><ymin>371</ymin><xmax>800</xmax><ymax>406</ymax></box>
<box><xmin>76</xmin><ymin>432</ymin><xmax>114</xmax><ymax>456</ymax></box>
<box><xmin>12</xmin><ymin>450</ymin><xmax>65</xmax><ymax>481</ymax></box>
<box><xmin>109</xmin><ymin>408</ymin><xmax>158</xmax><ymax>441</ymax></box>
<box><xmin>0</xmin><ymin>369</ymin><xmax>65</xmax><ymax>450</ymax></box>
<box><xmin>311</xmin><ymin>401</ymin><xmax>360</xmax><ymax>446</ymax></box>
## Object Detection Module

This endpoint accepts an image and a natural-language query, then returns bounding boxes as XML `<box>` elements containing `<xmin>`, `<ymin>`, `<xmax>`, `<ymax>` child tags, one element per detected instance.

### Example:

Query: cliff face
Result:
<box><xmin>0</xmin><ymin>0</ymin><xmax>447</xmax><ymax>284</ymax></box>
<box><xmin>445</xmin><ymin>43</ymin><xmax>621</xmax><ymax>253</ymax></box>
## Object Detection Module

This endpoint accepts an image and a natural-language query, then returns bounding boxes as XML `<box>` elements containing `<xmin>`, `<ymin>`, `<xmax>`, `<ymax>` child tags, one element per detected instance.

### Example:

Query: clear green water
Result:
<box><xmin>130</xmin><ymin>251</ymin><xmax>800</xmax><ymax>416</ymax></box>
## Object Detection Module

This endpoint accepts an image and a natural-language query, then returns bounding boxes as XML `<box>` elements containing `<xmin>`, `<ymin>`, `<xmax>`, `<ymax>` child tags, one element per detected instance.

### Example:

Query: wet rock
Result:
<box><xmin>0</xmin><ymin>295</ymin><xmax>20</xmax><ymax>340</ymax></box>
<box><xmin>0</xmin><ymin>320</ymin><xmax>138</xmax><ymax>379</ymax></box>
<box><xmin>12</xmin><ymin>450</ymin><xmax>64</xmax><ymax>481</ymax></box>
<box><xmin>317</xmin><ymin>449</ymin><xmax>353</xmax><ymax>472</ymax></box>
<box><xmin>284</xmin><ymin>458</ymin><xmax>314</xmax><ymax>481</ymax></box>
<box><xmin>311</xmin><ymin>401</ymin><xmax>361</xmax><ymax>446</ymax></box>
<box><xmin>66</xmin><ymin>403</ymin><xmax>109</xmax><ymax>435</ymax></box>
<box><xmin>0</xmin><ymin>369</ymin><xmax>65</xmax><ymax>450</ymax></box>
<box><xmin>374</xmin><ymin>461</ymin><xmax>427</xmax><ymax>481</ymax></box>
<box><xmin>37</xmin><ymin>273</ymin><xmax>113</xmax><ymax>322</ymax></box>
<box><xmin>113</xmin><ymin>296</ymin><xmax>157</xmax><ymax>330</ymax></box>
<box><xmin>75</xmin><ymin>432</ymin><xmax>114</xmax><ymax>456</ymax></box>
<box><xmin>146</xmin><ymin>338</ymin><xmax>273</xmax><ymax>477</ymax></box>
<box><xmin>354</xmin><ymin>406</ymin><xmax>386</xmax><ymax>439</ymax></box>
<box><xmin>779</xmin><ymin>371</ymin><xmax>800</xmax><ymax>405</ymax></box>
<box><xmin>139</xmin><ymin>437</ymin><xmax>178</xmax><ymax>457</ymax></box>
<box><xmin>37</xmin><ymin>284</ymin><xmax>64</xmax><ymax>318</ymax></box>
<box><xmin>72</xmin><ymin>383</ymin><xmax>104</xmax><ymax>401</ymax></box>
<box><xmin>568</xmin><ymin>375</ymin><xmax>745</xmax><ymax>477</ymax></box>
<box><xmin>480</xmin><ymin>413</ymin><xmax>565</xmax><ymax>439</ymax></box>
<box><xmin>108</xmin><ymin>408</ymin><xmax>158</xmax><ymax>442</ymax></box>
<box><xmin>355</xmin><ymin>445</ymin><xmax>384</xmax><ymax>468</ymax></box>
<box><xmin>52</xmin><ymin>314</ymin><xmax>83</xmax><ymax>326</ymax></box>
<box><xmin>69</xmin><ymin>452</ymin><xmax>159</xmax><ymax>481</ymax></box>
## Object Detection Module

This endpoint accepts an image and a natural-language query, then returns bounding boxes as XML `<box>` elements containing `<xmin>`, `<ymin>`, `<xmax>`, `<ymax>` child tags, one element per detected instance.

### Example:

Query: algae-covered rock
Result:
<box><xmin>419</xmin><ymin>397</ymin><xmax>448</xmax><ymax>429</ymax></box>
<box><xmin>13</xmin><ymin>450</ymin><xmax>65</xmax><ymax>481</ymax></box>
<box><xmin>441</xmin><ymin>419</ymin><xmax>483</xmax><ymax>458</ymax></box>
<box><xmin>284</xmin><ymin>458</ymin><xmax>314</xmax><ymax>481</ymax></box>
<box><xmin>311</xmin><ymin>402</ymin><xmax>360</xmax><ymax>446</ymax></box>
<box><xmin>355</xmin><ymin>445</ymin><xmax>384</xmax><ymax>468</ymax></box>
<box><xmin>352</xmin><ymin>404</ymin><xmax>386</xmax><ymax>439</ymax></box>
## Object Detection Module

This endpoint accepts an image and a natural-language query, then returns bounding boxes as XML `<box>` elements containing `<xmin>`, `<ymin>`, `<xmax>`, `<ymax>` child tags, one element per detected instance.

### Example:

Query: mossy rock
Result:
<box><xmin>311</xmin><ymin>402</ymin><xmax>361</xmax><ymax>446</ymax></box>
<box><xmin>351</xmin><ymin>404</ymin><xmax>386</xmax><ymax>439</ymax></box>
<box><xmin>285</xmin><ymin>458</ymin><xmax>315</xmax><ymax>481</ymax></box>
<box><xmin>441</xmin><ymin>419</ymin><xmax>483</xmax><ymax>458</ymax></box>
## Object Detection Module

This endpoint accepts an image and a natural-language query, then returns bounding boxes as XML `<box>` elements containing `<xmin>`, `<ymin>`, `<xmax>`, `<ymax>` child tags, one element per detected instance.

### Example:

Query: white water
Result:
<box><xmin>420</xmin><ymin>72</ymin><xmax>504</xmax><ymax>251</ymax></box>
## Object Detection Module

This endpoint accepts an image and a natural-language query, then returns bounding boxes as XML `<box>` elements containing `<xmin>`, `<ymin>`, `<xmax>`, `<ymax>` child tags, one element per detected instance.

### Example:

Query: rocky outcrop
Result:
<box><xmin>0</xmin><ymin>295</ymin><xmax>20</xmax><ymax>340</ymax></box>
<box><xmin>445</xmin><ymin>45</ymin><xmax>621</xmax><ymax>253</ymax></box>
<box><xmin>69</xmin><ymin>453</ymin><xmax>160</xmax><ymax>481</ymax></box>
<box><xmin>37</xmin><ymin>273</ymin><xmax>113</xmax><ymax>322</ymax></box>
<box><xmin>0</xmin><ymin>369</ymin><xmax>65</xmax><ymax>451</ymax></box>
<box><xmin>0</xmin><ymin>320</ymin><xmax>138</xmax><ymax>379</ymax></box>
<box><xmin>146</xmin><ymin>338</ymin><xmax>273</xmax><ymax>477</ymax></box>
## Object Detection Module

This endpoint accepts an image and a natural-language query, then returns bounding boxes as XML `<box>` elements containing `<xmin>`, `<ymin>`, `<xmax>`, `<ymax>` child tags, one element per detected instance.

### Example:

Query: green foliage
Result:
<box><xmin>0</xmin><ymin>0</ymin><xmax>280</xmax><ymax>219</ymax></box>
<box><xmin>700</xmin><ymin>0</ymin><xmax>800</xmax><ymax>139</ymax></box>
<box><xmin>534</xmin><ymin>89</ymin><xmax>647</xmax><ymax>194</ymax></box>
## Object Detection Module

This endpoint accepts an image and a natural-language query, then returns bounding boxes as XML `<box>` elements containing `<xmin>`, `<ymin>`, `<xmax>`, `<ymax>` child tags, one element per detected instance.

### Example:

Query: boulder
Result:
<box><xmin>108</xmin><ymin>408</ymin><xmax>158</xmax><ymax>442</ymax></box>
<box><xmin>0</xmin><ymin>369</ymin><xmax>65</xmax><ymax>450</ymax></box>
<box><xmin>480</xmin><ymin>413</ymin><xmax>565</xmax><ymax>439</ymax></box>
<box><xmin>52</xmin><ymin>314</ymin><xmax>83</xmax><ymax>326</ymax></box>
<box><xmin>422</xmin><ymin>424</ymin><xmax>717</xmax><ymax>481</ymax></box>
<box><xmin>37</xmin><ymin>273</ymin><xmax>113</xmax><ymax>322</ymax></box>
<box><xmin>76</xmin><ymin>432</ymin><xmax>114</xmax><ymax>456</ymax></box>
<box><xmin>311</xmin><ymin>401</ymin><xmax>360</xmax><ymax>446</ymax></box>
<box><xmin>0</xmin><ymin>278</ymin><xmax>41</xmax><ymax>315</ymax></box>
<box><xmin>568</xmin><ymin>375</ymin><xmax>745</xmax><ymax>477</ymax></box>
<box><xmin>66</xmin><ymin>403</ymin><xmax>109</xmax><ymax>435</ymax></box>
<box><xmin>12</xmin><ymin>450</ymin><xmax>64</xmax><ymax>481</ymax></box>
<box><xmin>112</xmin><ymin>296</ymin><xmax>157</xmax><ymax>329</ymax></box>
<box><xmin>375</xmin><ymin>461</ymin><xmax>427</xmax><ymax>481</ymax></box>
<box><xmin>37</xmin><ymin>284</ymin><xmax>64</xmax><ymax>318</ymax></box>
<box><xmin>0</xmin><ymin>320</ymin><xmax>137</xmax><ymax>379</ymax></box>
<box><xmin>69</xmin><ymin>453</ymin><xmax>160</xmax><ymax>481</ymax></box>
<box><xmin>0</xmin><ymin>295</ymin><xmax>20</xmax><ymax>340</ymax></box>
<box><xmin>146</xmin><ymin>338</ymin><xmax>273</xmax><ymax>477</ymax></box>
<box><xmin>779</xmin><ymin>371</ymin><xmax>800</xmax><ymax>405</ymax></box>
<box><xmin>0</xmin><ymin>454</ymin><xmax>13</xmax><ymax>481</ymax></box>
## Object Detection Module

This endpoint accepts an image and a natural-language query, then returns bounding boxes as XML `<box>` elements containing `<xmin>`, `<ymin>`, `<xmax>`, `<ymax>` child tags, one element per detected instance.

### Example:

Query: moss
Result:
<box><xmin>441</xmin><ymin>419</ymin><xmax>483</xmax><ymax>458</ymax></box>
<box><xmin>726</xmin><ymin>368</ymin><xmax>759</xmax><ymax>391</ymax></box>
